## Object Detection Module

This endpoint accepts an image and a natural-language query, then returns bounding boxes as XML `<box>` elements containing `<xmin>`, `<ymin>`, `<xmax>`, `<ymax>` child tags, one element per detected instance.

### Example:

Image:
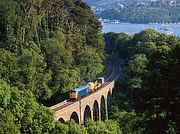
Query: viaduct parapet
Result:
<box><xmin>50</xmin><ymin>63</ymin><xmax>120</xmax><ymax>124</ymax></box>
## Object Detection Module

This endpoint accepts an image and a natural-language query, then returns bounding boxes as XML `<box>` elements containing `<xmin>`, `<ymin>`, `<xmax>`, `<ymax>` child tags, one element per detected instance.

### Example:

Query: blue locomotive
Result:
<box><xmin>69</xmin><ymin>77</ymin><xmax>104</xmax><ymax>100</ymax></box>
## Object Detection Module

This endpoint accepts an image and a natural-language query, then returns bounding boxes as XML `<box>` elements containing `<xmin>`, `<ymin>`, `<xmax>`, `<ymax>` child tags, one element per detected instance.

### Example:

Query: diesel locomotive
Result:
<box><xmin>69</xmin><ymin>77</ymin><xmax>105</xmax><ymax>100</ymax></box>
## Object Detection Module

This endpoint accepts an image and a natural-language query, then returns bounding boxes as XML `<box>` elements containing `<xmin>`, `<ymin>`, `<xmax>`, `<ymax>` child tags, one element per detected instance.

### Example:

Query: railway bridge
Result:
<box><xmin>50</xmin><ymin>63</ymin><xmax>120</xmax><ymax>124</ymax></box>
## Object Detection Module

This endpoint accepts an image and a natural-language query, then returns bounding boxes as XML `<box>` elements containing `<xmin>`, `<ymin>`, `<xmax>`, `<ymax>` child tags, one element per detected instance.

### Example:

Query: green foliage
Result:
<box><xmin>0</xmin><ymin>79</ymin><xmax>56</xmax><ymax>133</ymax></box>
<box><xmin>52</xmin><ymin>119</ymin><xmax>122</xmax><ymax>134</ymax></box>
<box><xmin>85</xmin><ymin>119</ymin><xmax>122</xmax><ymax>134</ymax></box>
<box><xmin>78</xmin><ymin>47</ymin><xmax>104</xmax><ymax>81</ymax></box>
<box><xmin>0</xmin><ymin>78</ymin><xmax>123</xmax><ymax>134</ymax></box>
<box><xmin>0</xmin><ymin>0</ymin><xmax>106</xmax><ymax>133</ymax></box>
<box><xmin>133</xmin><ymin>29</ymin><xmax>161</xmax><ymax>43</ymax></box>
<box><xmin>0</xmin><ymin>108</ymin><xmax>20</xmax><ymax>134</ymax></box>
<box><xmin>67</xmin><ymin>120</ymin><xmax>88</xmax><ymax>134</ymax></box>
<box><xmin>0</xmin><ymin>0</ymin><xmax>104</xmax><ymax>105</ymax></box>
<box><xmin>104</xmin><ymin>32</ymin><xmax>132</xmax><ymax>58</ymax></box>
<box><xmin>107</xmin><ymin>29</ymin><xmax>180</xmax><ymax>133</ymax></box>
<box><xmin>111</xmin><ymin>109</ymin><xmax>146</xmax><ymax>133</ymax></box>
<box><xmin>51</xmin><ymin>122</ymin><xmax>69</xmax><ymax>134</ymax></box>
<box><xmin>128</xmin><ymin>54</ymin><xmax>148</xmax><ymax>75</ymax></box>
<box><xmin>104</xmin><ymin>32</ymin><xmax>119</xmax><ymax>54</ymax></box>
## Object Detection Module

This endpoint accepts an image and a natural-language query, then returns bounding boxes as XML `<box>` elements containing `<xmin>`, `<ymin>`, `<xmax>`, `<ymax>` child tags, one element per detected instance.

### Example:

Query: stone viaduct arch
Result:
<box><xmin>70</xmin><ymin>111</ymin><xmax>80</xmax><ymax>124</ymax></box>
<box><xmin>58</xmin><ymin>118</ymin><xmax>65</xmax><ymax>123</ymax></box>
<box><xmin>93</xmin><ymin>100</ymin><xmax>99</xmax><ymax>121</ymax></box>
<box><xmin>100</xmin><ymin>95</ymin><xmax>106</xmax><ymax>121</ymax></box>
<box><xmin>51</xmin><ymin>79</ymin><xmax>119</xmax><ymax>124</ymax></box>
<box><xmin>84</xmin><ymin>105</ymin><xmax>92</xmax><ymax>122</ymax></box>
<box><xmin>107</xmin><ymin>91</ymin><xmax>112</xmax><ymax>117</ymax></box>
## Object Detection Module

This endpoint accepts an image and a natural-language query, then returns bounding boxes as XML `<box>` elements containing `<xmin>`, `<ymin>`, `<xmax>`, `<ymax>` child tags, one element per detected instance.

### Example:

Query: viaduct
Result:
<box><xmin>50</xmin><ymin>62</ymin><xmax>120</xmax><ymax>124</ymax></box>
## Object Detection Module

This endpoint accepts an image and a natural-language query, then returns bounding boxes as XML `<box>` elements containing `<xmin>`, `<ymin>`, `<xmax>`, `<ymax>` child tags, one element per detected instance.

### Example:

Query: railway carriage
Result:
<box><xmin>69</xmin><ymin>85</ymin><xmax>90</xmax><ymax>100</ymax></box>
<box><xmin>69</xmin><ymin>77</ymin><xmax>105</xmax><ymax>100</ymax></box>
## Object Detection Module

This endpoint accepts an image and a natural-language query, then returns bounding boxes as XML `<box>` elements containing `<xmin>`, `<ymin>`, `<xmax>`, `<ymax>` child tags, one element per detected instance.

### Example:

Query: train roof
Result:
<box><xmin>97</xmin><ymin>77</ymin><xmax>104</xmax><ymax>80</ymax></box>
<box><xmin>88</xmin><ymin>82</ymin><xmax>94</xmax><ymax>84</ymax></box>
<box><xmin>71</xmin><ymin>85</ymin><xmax>89</xmax><ymax>92</ymax></box>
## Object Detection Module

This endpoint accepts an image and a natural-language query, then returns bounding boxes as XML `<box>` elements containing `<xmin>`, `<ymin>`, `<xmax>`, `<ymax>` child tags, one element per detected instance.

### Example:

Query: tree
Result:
<box><xmin>0</xmin><ymin>0</ymin><xmax>104</xmax><ymax>107</ymax></box>
<box><xmin>67</xmin><ymin>120</ymin><xmax>88</xmax><ymax>134</ymax></box>
<box><xmin>127</xmin><ymin>54</ymin><xmax>148</xmax><ymax>89</ymax></box>
<box><xmin>108</xmin><ymin>30</ymin><xmax>180</xmax><ymax>133</ymax></box>
<box><xmin>0</xmin><ymin>108</ymin><xmax>20</xmax><ymax>134</ymax></box>
<box><xmin>0</xmin><ymin>79</ymin><xmax>56</xmax><ymax>133</ymax></box>
<box><xmin>132</xmin><ymin>29</ymin><xmax>161</xmax><ymax>44</ymax></box>
<box><xmin>85</xmin><ymin>119</ymin><xmax>122</xmax><ymax>134</ymax></box>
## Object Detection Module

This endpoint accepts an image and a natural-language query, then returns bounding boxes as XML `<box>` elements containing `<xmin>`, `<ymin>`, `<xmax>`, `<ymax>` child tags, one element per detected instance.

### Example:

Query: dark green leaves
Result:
<box><xmin>107</xmin><ymin>30</ymin><xmax>180</xmax><ymax>133</ymax></box>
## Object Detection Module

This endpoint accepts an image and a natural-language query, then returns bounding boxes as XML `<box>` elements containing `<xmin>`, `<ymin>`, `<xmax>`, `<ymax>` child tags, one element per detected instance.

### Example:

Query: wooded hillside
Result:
<box><xmin>0</xmin><ymin>0</ymin><xmax>104</xmax><ymax>105</ymax></box>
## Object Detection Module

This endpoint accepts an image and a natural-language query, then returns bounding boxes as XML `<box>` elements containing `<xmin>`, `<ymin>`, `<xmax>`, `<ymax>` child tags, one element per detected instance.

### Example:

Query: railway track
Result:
<box><xmin>52</xmin><ymin>101</ymin><xmax>74</xmax><ymax>111</ymax></box>
<box><xmin>50</xmin><ymin>60</ymin><xmax>121</xmax><ymax>112</ymax></box>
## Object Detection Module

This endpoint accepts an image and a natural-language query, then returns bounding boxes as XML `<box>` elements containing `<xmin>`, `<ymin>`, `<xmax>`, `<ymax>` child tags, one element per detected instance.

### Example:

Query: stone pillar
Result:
<box><xmin>98</xmin><ymin>105</ymin><xmax>101</xmax><ymax>121</ymax></box>
<box><xmin>79</xmin><ymin>100</ymin><xmax>82</xmax><ymax>124</ymax></box>
<box><xmin>105</xmin><ymin>98</ymin><xmax>108</xmax><ymax>120</ymax></box>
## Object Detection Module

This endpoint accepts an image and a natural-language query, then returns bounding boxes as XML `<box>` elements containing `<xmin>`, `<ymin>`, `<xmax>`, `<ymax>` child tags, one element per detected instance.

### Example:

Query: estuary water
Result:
<box><xmin>102</xmin><ymin>23</ymin><xmax>180</xmax><ymax>37</ymax></box>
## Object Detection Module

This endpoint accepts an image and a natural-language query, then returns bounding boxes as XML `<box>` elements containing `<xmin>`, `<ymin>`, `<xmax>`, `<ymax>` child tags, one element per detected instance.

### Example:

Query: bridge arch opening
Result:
<box><xmin>70</xmin><ymin>111</ymin><xmax>79</xmax><ymax>124</ymax></box>
<box><xmin>107</xmin><ymin>91</ymin><xmax>112</xmax><ymax>117</ymax></box>
<box><xmin>100</xmin><ymin>95</ymin><xmax>106</xmax><ymax>121</ymax></box>
<box><xmin>112</xmin><ymin>87</ymin><xmax>115</xmax><ymax>96</ymax></box>
<box><xmin>58</xmin><ymin>118</ymin><xmax>65</xmax><ymax>123</ymax></box>
<box><xmin>84</xmin><ymin>105</ymin><xmax>91</xmax><ymax>123</ymax></box>
<box><xmin>93</xmin><ymin>100</ymin><xmax>99</xmax><ymax>121</ymax></box>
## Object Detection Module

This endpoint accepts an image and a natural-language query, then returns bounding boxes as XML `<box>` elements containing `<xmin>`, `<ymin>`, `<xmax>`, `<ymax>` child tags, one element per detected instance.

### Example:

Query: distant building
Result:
<box><xmin>111</xmin><ymin>20</ymin><xmax>120</xmax><ymax>24</ymax></box>
<box><xmin>103</xmin><ymin>19</ymin><xmax>110</xmax><ymax>23</ymax></box>
<box><xmin>90</xmin><ymin>6</ymin><xmax>104</xmax><ymax>14</ymax></box>
<box><xmin>136</xmin><ymin>2</ymin><xmax>146</xmax><ymax>6</ymax></box>
<box><xmin>169</xmin><ymin>0</ymin><xmax>176</xmax><ymax>6</ymax></box>
<box><xmin>117</xmin><ymin>3</ymin><xmax>125</xmax><ymax>9</ymax></box>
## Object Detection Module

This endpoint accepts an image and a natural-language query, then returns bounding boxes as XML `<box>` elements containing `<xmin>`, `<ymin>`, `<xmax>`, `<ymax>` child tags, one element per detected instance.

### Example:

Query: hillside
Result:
<box><xmin>84</xmin><ymin>0</ymin><xmax>180</xmax><ymax>23</ymax></box>
<box><xmin>0</xmin><ymin>0</ymin><xmax>105</xmax><ymax>133</ymax></box>
<box><xmin>104</xmin><ymin>30</ymin><xmax>180</xmax><ymax>133</ymax></box>
<box><xmin>84</xmin><ymin>0</ymin><xmax>139</xmax><ymax>9</ymax></box>
<box><xmin>84</xmin><ymin>0</ymin><xmax>164</xmax><ymax>7</ymax></box>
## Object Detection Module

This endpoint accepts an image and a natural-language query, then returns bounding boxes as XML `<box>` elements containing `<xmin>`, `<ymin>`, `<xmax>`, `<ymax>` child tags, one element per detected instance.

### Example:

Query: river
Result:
<box><xmin>102</xmin><ymin>23</ymin><xmax>180</xmax><ymax>37</ymax></box>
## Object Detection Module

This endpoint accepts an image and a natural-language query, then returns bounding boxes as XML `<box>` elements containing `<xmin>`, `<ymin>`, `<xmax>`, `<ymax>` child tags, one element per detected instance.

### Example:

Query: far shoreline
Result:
<box><xmin>101</xmin><ymin>22</ymin><xmax>180</xmax><ymax>25</ymax></box>
<box><xmin>101</xmin><ymin>23</ymin><xmax>180</xmax><ymax>36</ymax></box>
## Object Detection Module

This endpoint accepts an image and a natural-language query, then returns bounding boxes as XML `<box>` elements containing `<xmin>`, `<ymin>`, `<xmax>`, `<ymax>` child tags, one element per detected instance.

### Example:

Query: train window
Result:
<box><xmin>97</xmin><ymin>79</ymin><xmax>102</xmax><ymax>83</ymax></box>
<box><xmin>70</xmin><ymin>91</ymin><xmax>76</xmax><ymax>94</ymax></box>
<box><xmin>96</xmin><ymin>77</ymin><xmax>104</xmax><ymax>84</ymax></box>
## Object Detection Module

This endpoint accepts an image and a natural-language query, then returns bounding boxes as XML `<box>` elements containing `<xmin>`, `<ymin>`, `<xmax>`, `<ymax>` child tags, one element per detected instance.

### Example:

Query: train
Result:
<box><xmin>69</xmin><ymin>77</ymin><xmax>105</xmax><ymax>100</ymax></box>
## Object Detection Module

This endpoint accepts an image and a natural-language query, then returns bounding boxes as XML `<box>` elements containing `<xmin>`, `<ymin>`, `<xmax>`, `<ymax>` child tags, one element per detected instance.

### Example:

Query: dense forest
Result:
<box><xmin>1</xmin><ymin>0</ymin><xmax>180</xmax><ymax>133</ymax></box>
<box><xmin>0</xmin><ymin>0</ymin><xmax>122</xmax><ymax>133</ymax></box>
<box><xmin>0</xmin><ymin>0</ymin><xmax>105</xmax><ymax>105</ymax></box>
<box><xmin>104</xmin><ymin>30</ymin><xmax>180</xmax><ymax>133</ymax></box>
<box><xmin>97</xmin><ymin>1</ymin><xmax>180</xmax><ymax>23</ymax></box>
